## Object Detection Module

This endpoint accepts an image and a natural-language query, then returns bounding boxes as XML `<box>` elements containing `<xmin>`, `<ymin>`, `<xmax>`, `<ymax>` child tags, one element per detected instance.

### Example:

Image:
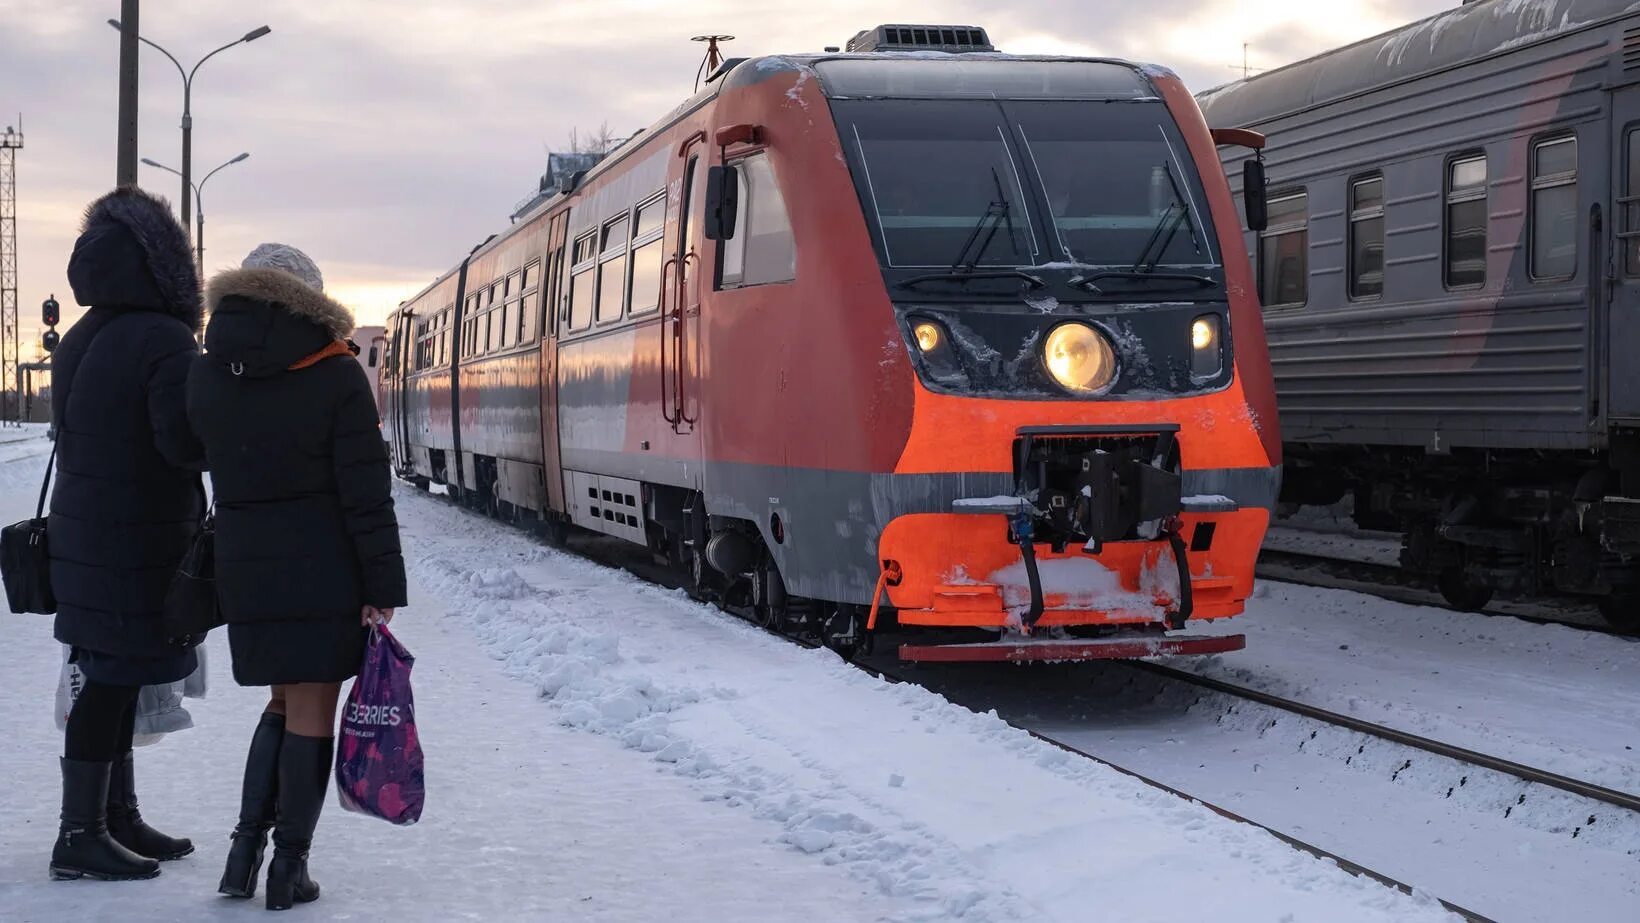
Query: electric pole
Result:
<box><xmin>117</xmin><ymin>1</ymin><xmax>139</xmax><ymax>185</ymax></box>
<box><xmin>1</xmin><ymin>120</ymin><xmax>22</xmax><ymax>424</ymax></box>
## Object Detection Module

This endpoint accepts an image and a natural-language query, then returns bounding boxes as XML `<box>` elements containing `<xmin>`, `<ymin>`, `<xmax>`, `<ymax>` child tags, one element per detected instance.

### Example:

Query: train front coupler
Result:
<box><xmin>954</xmin><ymin>425</ymin><xmax>1199</xmax><ymax>630</ymax></box>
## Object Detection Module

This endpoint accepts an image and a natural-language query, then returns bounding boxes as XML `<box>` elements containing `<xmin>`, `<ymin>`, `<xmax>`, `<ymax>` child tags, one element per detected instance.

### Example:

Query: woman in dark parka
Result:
<box><xmin>188</xmin><ymin>243</ymin><xmax>406</xmax><ymax>911</ymax></box>
<box><xmin>48</xmin><ymin>187</ymin><xmax>205</xmax><ymax>884</ymax></box>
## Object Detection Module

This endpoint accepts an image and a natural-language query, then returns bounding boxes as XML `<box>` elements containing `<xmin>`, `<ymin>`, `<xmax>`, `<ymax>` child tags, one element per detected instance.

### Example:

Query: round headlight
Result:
<box><xmin>913</xmin><ymin>321</ymin><xmax>942</xmax><ymax>353</ymax></box>
<box><xmin>1043</xmin><ymin>323</ymin><xmax>1117</xmax><ymax>394</ymax></box>
<box><xmin>1191</xmin><ymin>318</ymin><xmax>1216</xmax><ymax>351</ymax></box>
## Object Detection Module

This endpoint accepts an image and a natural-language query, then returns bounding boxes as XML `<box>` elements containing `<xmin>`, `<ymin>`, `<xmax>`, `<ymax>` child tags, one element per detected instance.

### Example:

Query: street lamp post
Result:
<box><xmin>142</xmin><ymin>152</ymin><xmax>248</xmax><ymax>275</ymax></box>
<box><xmin>106</xmin><ymin>19</ymin><xmax>269</xmax><ymax>236</ymax></box>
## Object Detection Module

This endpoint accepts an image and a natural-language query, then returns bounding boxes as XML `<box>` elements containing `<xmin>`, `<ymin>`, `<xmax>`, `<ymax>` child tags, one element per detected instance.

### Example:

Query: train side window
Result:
<box><xmin>597</xmin><ymin>215</ymin><xmax>629</xmax><ymax>324</ymax></box>
<box><xmin>567</xmin><ymin>232</ymin><xmax>597</xmax><ymax>331</ymax></box>
<box><xmin>1529</xmin><ymin>135</ymin><xmax>1577</xmax><ymax>281</ymax></box>
<box><xmin>629</xmin><ymin>194</ymin><xmax>666</xmax><ymax>315</ymax></box>
<box><xmin>719</xmin><ymin>154</ymin><xmax>795</xmax><ymax>289</ymax></box>
<box><xmin>1445</xmin><ymin>154</ymin><xmax>1488</xmax><ymax>289</ymax></box>
<box><xmin>1348</xmin><ymin>175</ymin><xmax>1385</xmax><ymax>300</ymax></box>
<box><xmin>499</xmin><ymin>299</ymin><xmax>514</xmax><ymax>349</ymax></box>
<box><xmin>518</xmin><ymin>260</ymin><xmax>541</xmax><ymax>343</ymax></box>
<box><xmin>1258</xmin><ymin>190</ymin><xmax>1308</xmax><ymax>308</ymax></box>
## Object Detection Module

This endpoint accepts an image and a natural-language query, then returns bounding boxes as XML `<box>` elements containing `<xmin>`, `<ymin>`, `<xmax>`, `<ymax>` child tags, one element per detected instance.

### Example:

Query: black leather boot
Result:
<box><xmin>107</xmin><ymin>750</ymin><xmax>194</xmax><ymax>861</ymax></box>
<box><xmin>49</xmin><ymin>758</ymin><xmax>161</xmax><ymax>882</ymax></box>
<box><xmin>219</xmin><ymin>712</ymin><xmax>285</xmax><ymax>898</ymax></box>
<box><xmin>265</xmin><ymin>733</ymin><xmax>333</xmax><ymax>911</ymax></box>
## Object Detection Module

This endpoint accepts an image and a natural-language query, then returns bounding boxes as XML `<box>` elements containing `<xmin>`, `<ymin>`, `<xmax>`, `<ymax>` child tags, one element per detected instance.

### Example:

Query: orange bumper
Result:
<box><xmin>877</xmin><ymin>508</ymin><xmax>1267</xmax><ymax>628</ymax></box>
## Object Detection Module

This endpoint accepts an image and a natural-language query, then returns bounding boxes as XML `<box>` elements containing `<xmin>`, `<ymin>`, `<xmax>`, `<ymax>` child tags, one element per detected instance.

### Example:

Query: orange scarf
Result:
<box><xmin>288</xmin><ymin>340</ymin><xmax>355</xmax><ymax>370</ymax></box>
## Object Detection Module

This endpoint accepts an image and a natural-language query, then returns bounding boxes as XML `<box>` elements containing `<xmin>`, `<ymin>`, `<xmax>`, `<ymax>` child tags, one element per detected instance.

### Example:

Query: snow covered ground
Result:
<box><xmin>0</xmin><ymin>439</ymin><xmax>1458</xmax><ymax>922</ymax></box>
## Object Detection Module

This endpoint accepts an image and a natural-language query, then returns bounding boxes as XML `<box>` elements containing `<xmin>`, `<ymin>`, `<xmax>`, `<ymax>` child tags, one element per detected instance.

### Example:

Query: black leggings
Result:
<box><xmin>63</xmin><ymin>681</ymin><xmax>139</xmax><ymax>762</ymax></box>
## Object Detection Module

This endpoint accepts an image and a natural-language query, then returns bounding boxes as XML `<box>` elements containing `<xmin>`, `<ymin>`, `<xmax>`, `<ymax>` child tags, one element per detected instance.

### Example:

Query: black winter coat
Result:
<box><xmin>188</xmin><ymin>267</ymin><xmax>407</xmax><ymax>686</ymax></box>
<box><xmin>50</xmin><ymin>187</ymin><xmax>205</xmax><ymax>670</ymax></box>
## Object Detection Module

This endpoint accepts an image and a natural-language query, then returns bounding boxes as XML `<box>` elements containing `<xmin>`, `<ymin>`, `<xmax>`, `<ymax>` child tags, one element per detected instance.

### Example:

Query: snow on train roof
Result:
<box><xmin>1197</xmin><ymin>0</ymin><xmax>1638</xmax><ymax>126</ymax></box>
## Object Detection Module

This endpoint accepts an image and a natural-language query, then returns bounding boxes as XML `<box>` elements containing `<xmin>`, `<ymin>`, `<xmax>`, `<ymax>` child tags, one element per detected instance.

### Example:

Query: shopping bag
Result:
<box><xmin>335</xmin><ymin>623</ymin><xmax>423</xmax><ymax>825</ymax></box>
<box><xmin>54</xmin><ymin>646</ymin><xmax>194</xmax><ymax>746</ymax></box>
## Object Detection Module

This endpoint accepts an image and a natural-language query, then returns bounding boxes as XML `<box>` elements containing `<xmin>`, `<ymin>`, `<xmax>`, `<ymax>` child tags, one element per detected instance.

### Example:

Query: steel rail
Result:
<box><xmin>1129</xmin><ymin>660</ymin><xmax>1640</xmax><ymax>813</ymax></box>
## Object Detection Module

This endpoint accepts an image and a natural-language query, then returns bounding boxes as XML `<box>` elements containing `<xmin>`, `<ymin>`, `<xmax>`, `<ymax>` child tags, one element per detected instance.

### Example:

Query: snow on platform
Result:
<box><xmin>0</xmin><ymin>440</ymin><xmax>1454</xmax><ymax>921</ymax></box>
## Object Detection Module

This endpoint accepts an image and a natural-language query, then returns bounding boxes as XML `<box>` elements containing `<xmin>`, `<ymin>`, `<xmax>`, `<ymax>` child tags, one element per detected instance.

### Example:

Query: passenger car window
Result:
<box><xmin>1445</xmin><ymin>154</ymin><xmax>1487</xmax><ymax>288</ymax></box>
<box><xmin>1530</xmin><ymin>136</ymin><xmax>1577</xmax><ymax>281</ymax></box>
<box><xmin>567</xmin><ymin>232</ymin><xmax>596</xmax><ymax>332</ymax></box>
<box><xmin>1258</xmin><ymin>191</ymin><xmax>1308</xmax><ymax>308</ymax></box>
<box><xmin>597</xmin><ymin>215</ymin><xmax>629</xmax><ymax>324</ymax></box>
<box><xmin>720</xmin><ymin>154</ymin><xmax>796</xmax><ymax>288</ymax></box>
<box><xmin>1349</xmin><ymin>176</ymin><xmax>1384</xmax><ymax>299</ymax></box>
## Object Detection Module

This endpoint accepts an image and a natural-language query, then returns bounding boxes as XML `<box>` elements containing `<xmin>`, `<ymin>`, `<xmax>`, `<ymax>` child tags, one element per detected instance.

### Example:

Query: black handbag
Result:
<box><xmin>1</xmin><ymin>444</ymin><xmax>61</xmax><ymax>614</ymax></box>
<box><xmin>162</xmin><ymin>504</ymin><xmax>223</xmax><ymax>642</ymax></box>
<box><xmin>1</xmin><ymin>322</ymin><xmax>110</xmax><ymax>615</ymax></box>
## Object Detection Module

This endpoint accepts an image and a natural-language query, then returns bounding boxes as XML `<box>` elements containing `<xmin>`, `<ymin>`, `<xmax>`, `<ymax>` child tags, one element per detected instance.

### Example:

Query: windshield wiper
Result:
<box><xmin>899</xmin><ymin>269</ymin><xmax>1047</xmax><ymax>291</ymax></box>
<box><xmin>1129</xmin><ymin>163</ymin><xmax>1205</xmax><ymax>273</ymax></box>
<box><xmin>1067</xmin><ymin>269</ymin><xmax>1217</xmax><ymax>293</ymax></box>
<box><xmin>948</xmin><ymin>168</ymin><xmax>1021</xmax><ymax>272</ymax></box>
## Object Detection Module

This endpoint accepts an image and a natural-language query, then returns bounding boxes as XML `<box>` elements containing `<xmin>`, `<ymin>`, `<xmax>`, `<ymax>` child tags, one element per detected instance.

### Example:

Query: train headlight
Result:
<box><xmin>1043</xmin><ymin>322</ymin><xmax>1117</xmax><ymax>394</ymax></box>
<box><xmin>1190</xmin><ymin>315</ymin><xmax>1222</xmax><ymax>380</ymax></box>
<box><xmin>913</xmin><ymin>321</ymin><xmax>943</xmax><ymax>353</ymax></box>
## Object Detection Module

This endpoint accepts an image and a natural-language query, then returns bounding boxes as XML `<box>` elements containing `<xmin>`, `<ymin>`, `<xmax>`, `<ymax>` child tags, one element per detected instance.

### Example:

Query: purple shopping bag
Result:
<box><xmin>336</xmin><ymin>623</ymin><xmax>424</xmax><ymax>825</ymax></box>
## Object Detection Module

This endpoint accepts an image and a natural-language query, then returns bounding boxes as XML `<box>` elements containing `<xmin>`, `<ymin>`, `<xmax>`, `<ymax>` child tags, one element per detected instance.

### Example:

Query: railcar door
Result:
<box><xmin>1611</xmin><ymin>96</ymin><xmax>1640</xmax><ymax>421</ymax></box>
<box><xmin>539</xmin><ymin>210</ymin><xmax>570</xmax><ymax>516</ymax></box>
<box><xmin>390</xmin><ymin>312</ymin><xmax>413</xmax><ymax>472</ymax></box>
<box><xmin>664</xmin><ymin>143</ymin><xmax>708</xmax><ymax>434</ymax></box>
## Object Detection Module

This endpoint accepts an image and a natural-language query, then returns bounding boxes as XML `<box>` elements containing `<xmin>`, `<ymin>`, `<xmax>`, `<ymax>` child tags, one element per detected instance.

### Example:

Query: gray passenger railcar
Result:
<box><xmin>1199</xmin><ymin>0</ymin><xmax>1640</xmax><ymax>628</ymax></box>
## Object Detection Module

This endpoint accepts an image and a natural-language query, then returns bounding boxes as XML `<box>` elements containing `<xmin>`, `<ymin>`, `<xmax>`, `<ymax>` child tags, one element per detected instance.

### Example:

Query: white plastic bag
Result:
<box><xmin>54</xmin><ymin>646</ymin><xmax>197</xmax><ymax>747</ymax></box>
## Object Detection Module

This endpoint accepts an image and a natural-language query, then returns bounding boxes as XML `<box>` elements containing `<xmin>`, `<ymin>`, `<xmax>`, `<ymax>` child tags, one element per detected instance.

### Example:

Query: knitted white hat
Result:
<box><xmin>242</xmin><ymin>242</ymin><xmax>324</xmax><ymax>292</ymax></box>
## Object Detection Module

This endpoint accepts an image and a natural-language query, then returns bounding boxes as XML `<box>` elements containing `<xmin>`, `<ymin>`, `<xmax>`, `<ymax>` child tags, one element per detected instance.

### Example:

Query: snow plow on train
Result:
<box><xmin>380</xmin><ymin>24</ymin><xmax>1279</xmax><ymax>662</ymax></box>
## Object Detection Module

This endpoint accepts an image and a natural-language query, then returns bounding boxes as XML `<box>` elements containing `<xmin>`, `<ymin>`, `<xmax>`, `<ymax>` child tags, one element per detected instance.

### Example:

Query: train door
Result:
<box><xmin>390</xmin><ymin>312</ymin><xmax>413</xmax><ymax>471</ymax></box>
<box><xmin>664</xmin><ymin>141</ymin><xmax>709</xmax><ymax>443</ymax></box>
<box><xmin>1612</xmin><ymin>103</ymin><xmax>1640</xmax><ymax>421</ymax></box>
<box><xmin>539</xmin><ymin>211</ymin><xmax>570</xmax><ymax>516</ymax></box>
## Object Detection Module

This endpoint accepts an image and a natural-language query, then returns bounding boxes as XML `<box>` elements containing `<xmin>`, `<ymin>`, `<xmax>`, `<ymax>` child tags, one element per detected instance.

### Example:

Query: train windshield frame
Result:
<box><xmin>819</xmin><ymin>59</ymin><xmax>1225</xmax><ymax>297</ymax></box>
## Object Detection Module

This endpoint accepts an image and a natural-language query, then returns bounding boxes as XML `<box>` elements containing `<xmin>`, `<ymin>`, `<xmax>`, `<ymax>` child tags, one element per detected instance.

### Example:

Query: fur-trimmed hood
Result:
<box><xmin>67</xmin><ymin>186</ymin><xmax>202</xmax><ymax>329</ymax></box>
<box><xmin>203</xmin><ymin>267</ymin><xmax>356</xmax><ymax>379</ymax></box>
<box><xmin>206</xmin><ymin>267</ymin><xmax>354</xmax><ymax>340</ymax></box>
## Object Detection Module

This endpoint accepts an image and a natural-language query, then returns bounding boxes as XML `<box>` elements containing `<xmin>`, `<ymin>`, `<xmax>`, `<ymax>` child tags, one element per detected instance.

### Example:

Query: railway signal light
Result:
<box><xmin>42</xmin><ymin>295</ymin><xmax>59</xmax><ymax>327</ymax></box>
<box><xmin>42</xmin><ymin>329</ymin><xmax>59</xmax><ymax>353</ymax></box>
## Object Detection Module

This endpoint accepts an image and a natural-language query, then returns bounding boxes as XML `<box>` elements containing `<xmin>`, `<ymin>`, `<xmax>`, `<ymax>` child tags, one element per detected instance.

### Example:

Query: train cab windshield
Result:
<box><xmin>818</xmin><ymin>58</ymin><xmax>1224</xmax><ymax>296</ymax></box>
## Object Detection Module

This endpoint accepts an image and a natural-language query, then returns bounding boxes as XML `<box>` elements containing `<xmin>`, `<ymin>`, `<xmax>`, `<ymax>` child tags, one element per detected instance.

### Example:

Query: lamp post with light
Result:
<box><xmin>142</xmin><ymin>152</ymin><xmax>248</xmax><ymax>275</ymax></box>
<box><xmin>106</xmin><ymin>18</ymin><xmax>269</xmax><ymax>237</ymax></box>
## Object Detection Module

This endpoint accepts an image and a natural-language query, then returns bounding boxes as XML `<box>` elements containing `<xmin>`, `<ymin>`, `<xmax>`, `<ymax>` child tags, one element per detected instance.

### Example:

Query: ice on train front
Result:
<box><xmin>813</xmin><ymin>28</ymin><xmax>1283</xmax><ymax>662</ymax></box>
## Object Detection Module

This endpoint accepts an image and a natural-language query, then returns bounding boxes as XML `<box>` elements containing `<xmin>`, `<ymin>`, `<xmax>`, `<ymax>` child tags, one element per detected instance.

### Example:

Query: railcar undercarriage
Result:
<box><xmin>1282</xmin><ymin>442</ymin><xmax>1640</xmax><ymax>631</ymax></box>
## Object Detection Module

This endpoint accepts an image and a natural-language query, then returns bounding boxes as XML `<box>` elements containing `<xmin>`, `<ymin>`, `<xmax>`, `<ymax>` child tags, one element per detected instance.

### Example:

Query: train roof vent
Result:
<box><xmin>1625</xmin><ymin>25</ymin><xmax>1640</xmax><ymax>71</ymax></box>
<box><xmin>845</xmin><ymin>24</ymin><xmax>995</xmax><ymax>54</ymax></box>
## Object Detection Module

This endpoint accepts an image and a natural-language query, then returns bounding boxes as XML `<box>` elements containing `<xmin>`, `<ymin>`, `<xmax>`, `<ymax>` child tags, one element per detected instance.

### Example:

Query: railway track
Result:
<box><xmin>1125</xmin><ymin>660</ymin><xmax>1640</xmax><ymax>814</ymax></box>
<box><xmin>1256</xmin><ymin>547</ymin><xmax>1637</xmax><ymax>638</ymax></box>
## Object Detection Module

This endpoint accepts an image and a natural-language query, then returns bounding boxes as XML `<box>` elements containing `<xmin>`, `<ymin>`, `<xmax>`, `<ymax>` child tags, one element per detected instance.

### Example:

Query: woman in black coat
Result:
<box><xmin>48</xmin><ymin>187</ymin><xmax>205</xmax><ymax>884</ymax></box>
<box><xmin>188</xmin><ymin>243</ymin><xmax>406</xmax><ymax>910</ymax></box>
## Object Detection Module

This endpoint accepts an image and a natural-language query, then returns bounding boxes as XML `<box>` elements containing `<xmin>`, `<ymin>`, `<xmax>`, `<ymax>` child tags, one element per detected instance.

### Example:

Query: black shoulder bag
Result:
<box><xmin>162</xmin><ymin>499</ymin><xmax>222</xmax><ymax>642</ymax></box>
<box><xmin>1</xmin><ymin>322</ymin><xmax>109</xmax><ymax>614</ymax></box>
<box><xmin>1</xmin><ymin>440</ymin><xmax>65</xmax><ymax>614</ymax></box>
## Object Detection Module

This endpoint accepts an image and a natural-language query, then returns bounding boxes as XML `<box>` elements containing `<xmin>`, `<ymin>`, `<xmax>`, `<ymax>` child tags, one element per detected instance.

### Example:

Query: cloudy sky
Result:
<box><xmin>0</xmin><ymin>0</ymin><xmax>1449</xmax><ymax>349</ymax></box>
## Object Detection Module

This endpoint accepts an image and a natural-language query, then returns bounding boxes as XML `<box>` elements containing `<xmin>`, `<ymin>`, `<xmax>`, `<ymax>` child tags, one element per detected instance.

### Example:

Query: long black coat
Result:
<box><xmin>188</xmin><ymin>267</ymin><xmax>407</xmax><ymax>686</ymax></box>
<box><xmin>50</xmin><ymin>187</ymin><xmax>205</xmax><ymax>673</ymax></box>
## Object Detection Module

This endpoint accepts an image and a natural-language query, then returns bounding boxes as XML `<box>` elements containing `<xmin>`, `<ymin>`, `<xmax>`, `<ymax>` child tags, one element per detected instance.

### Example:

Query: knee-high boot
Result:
<box><xmin>219</xmin><ymin>712</ymin><xmax>285</xmax><ymax>898</ymax></box>
<box><xmin>264</xmin><ymin>733</ymin><xmax>333</xmax><ymax>911</ymax></box>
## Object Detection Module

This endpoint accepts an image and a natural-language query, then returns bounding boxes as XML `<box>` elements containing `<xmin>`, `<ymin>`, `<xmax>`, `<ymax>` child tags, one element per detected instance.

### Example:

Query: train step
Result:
<box><xmin>899</xmin><ymin>632</ymin><xmax>1245</xmax><ymax>663</ymax></box>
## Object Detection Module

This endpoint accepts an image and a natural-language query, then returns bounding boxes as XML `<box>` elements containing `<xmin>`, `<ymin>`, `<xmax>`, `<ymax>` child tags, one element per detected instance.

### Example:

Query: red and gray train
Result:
<box><xmin>380</xmin><ymin>25</ymin><xmax>1281</xmax><ymax>660</ymax></box>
